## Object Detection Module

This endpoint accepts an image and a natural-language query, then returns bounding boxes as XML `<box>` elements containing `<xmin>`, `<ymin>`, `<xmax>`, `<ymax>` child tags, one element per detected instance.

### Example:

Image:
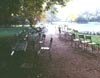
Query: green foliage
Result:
<box><xmin>0</xmin><ymin>0</ymin><xmax>70</xmax><ymax>26</ymax></box>
<box><xmin>0</xmin><ymin>0</ymin><xmax>21</xmax><ymax>25</ymax></box>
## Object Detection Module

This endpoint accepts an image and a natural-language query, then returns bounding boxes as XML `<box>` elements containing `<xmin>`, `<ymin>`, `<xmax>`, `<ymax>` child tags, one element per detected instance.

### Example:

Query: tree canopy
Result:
<box><xmin>0</xmin><ymin>0</ymin><xmax>70</xmax><ymax>26</ymax></box>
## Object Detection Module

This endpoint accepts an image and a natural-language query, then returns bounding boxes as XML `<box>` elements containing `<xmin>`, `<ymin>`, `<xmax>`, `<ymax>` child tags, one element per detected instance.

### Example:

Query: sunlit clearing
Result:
<box><xmin>56</xmin><ymin>0</ymin><xmax>100</xmax><ymax>21</ymax></box>
<box><xmin>46</xmin><ymin>25</ymin><xmax>56</xmax><ymax>35</ymax></box>
<box><xmin>67</xmin><ymin>13</ymin><xmax>79</xmax><ymax>21</ymax></box>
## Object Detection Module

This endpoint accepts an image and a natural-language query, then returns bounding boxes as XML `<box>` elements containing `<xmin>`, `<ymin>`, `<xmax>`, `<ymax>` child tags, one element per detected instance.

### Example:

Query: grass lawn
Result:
<box><xmin>0</xmin><ymin>27</ymin><xmax>27</xmax><ymax>37</ymax></box>
<box><xmin>0</xmin><ymin>27</ymin><xmax>25</xmax><ymax>57</ymax></box>
<box><xmin>0</xmin><ymin>27</ymin><xmax>27</xmax><ymax>77</ymax></box>
<box><xmin>92</xmin><ymin>35</ymin><xmax>100</xmax><ymax>44</ymax></box>
<box><xmin>67</xmin><ymin>30</ymin><xmax>100</xmax><ymax>49</ymax></box>
<box><xmin>0</xmin><ymin>27</ymin><xmax>40</xmax><ymax>78</ymax></box>
<box><xmin>72</xmin><ymin>32</ymin><xmax>100</xmax><ymax>44</ymax></box>
<box><xmin>0</xmin><ymin>27</ymin><xmax>28</xmax><ymax>60</ymax></box>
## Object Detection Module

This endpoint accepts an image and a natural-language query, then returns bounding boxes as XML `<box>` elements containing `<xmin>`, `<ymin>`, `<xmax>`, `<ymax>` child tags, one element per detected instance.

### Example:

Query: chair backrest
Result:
<box><xmin>71</xmin><ymin>33</ymin><xmax>76</xmax><ymax>39</ymax></box>
<box><xmin>42</xmin><ymin>33</ymin><xmax>46</xmax><ymax>40</ymax></box>
<box><xmin>85</xmin><ymin>35</ymin><xmax>92</xmax><ymax>42</ymax></box>
<box><xmin>78</xmin><ymin>34</ymin><xmax>85</xmax><ymax>41</ymax></box>
<box><xmin>58</xmin><ymin>27</ymin><xmax>61</xmax><ymax>33</ymax></box>
<box><xmin>70</xmin><ymin>33</ymin><xmax>76</xmax><ymax>41</ymax></box>
<box><xmin>49</xmin><ymin>37</ymin><xmax>53</xmax><ymax>48</ymax></box>
<box><xmin>38</xmin><ymin>32</ymin><xmax>41</xmax><ymax>39</ymax></box>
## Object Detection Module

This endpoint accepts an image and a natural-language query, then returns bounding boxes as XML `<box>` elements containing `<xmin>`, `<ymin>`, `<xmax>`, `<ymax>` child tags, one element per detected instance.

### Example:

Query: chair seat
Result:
<box><xmin>88</xmin><ymin>42</ymin><xmax>96</xmax><ymax>45</ymax></box>
<box><xmin>81</xmin><ymin>40</ymin><xmax>90</xmax><ymax>43</ymax></box>
<box><xmin>73</xmin><ymin>39</ymin><xmax>79</xmax><ymax>41</ymax></box>
<box><xmin>39</xmin><ymin>41</ymin><xmax>43</xmax><ymax>44</ymax></box>
<box><xmin>41</xmin><ymin>47</ymin><xmax>50</xmax><ymax>50</ymax></box>
<box><xmin>11</xmin><ymin>50</ymin><xmax>15</xmax><ymax>56</ymax></box>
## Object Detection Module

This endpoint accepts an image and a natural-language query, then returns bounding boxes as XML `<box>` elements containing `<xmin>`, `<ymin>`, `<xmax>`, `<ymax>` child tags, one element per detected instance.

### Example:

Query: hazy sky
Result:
<box><xmin>56</xmin><ymin>0</ymin><xmax>100</xmax><ymax>21</ymax></box>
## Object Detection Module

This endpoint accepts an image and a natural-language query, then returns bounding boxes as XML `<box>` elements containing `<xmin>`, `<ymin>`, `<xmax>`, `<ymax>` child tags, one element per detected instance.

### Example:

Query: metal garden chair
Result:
<box><xmin>85</xmin><ymin>35</ymin><xmax>97</xmax><ymax>52</ymax></box>
<box><xmin>71</xmin><ymin>33</ymin><xmax>80</xmax><ymax>48</ymax></box>
<box><xmin>38</xmin><ymin>37</ymin><xmax>53</xmax><ymax>60</ymax></box>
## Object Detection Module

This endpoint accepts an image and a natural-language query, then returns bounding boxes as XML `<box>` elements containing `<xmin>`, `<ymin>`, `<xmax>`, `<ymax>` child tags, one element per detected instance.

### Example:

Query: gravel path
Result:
<box><xmin>38</xmin><ymin>33</ymin><xmax>100</xmax><ymax>78</ymax></box>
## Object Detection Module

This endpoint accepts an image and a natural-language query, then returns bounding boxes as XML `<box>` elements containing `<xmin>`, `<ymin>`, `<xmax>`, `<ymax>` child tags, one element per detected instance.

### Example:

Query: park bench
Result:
<box><xmin>10</xmin><ymin>41</ymin><xmax>28</xmax><ymax>76</ymax></box>
<box><xmin>11</xmin><ymin>41</ymin><xmax>28</xmax><ymax>56</ymax></box>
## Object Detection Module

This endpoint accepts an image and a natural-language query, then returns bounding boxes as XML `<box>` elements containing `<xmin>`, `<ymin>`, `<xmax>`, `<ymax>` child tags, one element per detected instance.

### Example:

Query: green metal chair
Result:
<box><xmin>71</xmin><ymin>33</ymin><xmax>80</xmax><ymax>48</ymax></box>
<box><xmin>38</xmin><ymin>37</ymin><xmax>53</xmax><ymax>60</ymax></box>
<box><xmin>85</xmin><ymin>35</ymin><xmax>96</xmax><ymax>52</ymax></box>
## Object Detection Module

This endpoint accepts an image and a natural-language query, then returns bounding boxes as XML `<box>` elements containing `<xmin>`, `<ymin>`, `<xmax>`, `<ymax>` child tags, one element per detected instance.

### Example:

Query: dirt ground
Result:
<box><xmin>38</xmin><ymin>32</ymin><xmax>100</xmax><ymax>78</ymax></box>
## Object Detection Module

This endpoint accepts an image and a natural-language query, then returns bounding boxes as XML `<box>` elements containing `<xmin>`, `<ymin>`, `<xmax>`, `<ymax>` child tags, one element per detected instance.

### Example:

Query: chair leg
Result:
<box><xmin>83</xmin><ymin>43</ymin><xmax>87</xmax><ymax>51</ymax></box>
<box><xmin>48</xmin><ymin>50</ymin><xmax>52</xmax><ymax>61</ymax></box>
<box><xmin>76</xmin><ymin>41</ymin><xmax>80</xmax><ymax>48</ymax></box>
<box><xmin>70</xmin><ymin>41</ymin><xmax>73</xmax><ymax>47</ymax></box>
<box><xmin>85</xmin><ymin>43</ymin><xmax>88</xmax><ymax>51</ymax></box>
<box><xmin>74</xmin><ymin>42</ymin><xmax>77</xmax><ymax>48</ymax></box>
<box><xmin>91</xmin><ymin>45</ymin><xmax>95</xmax><ymax>53</ymax></box>
<box><xmin>97</xmin><ymin>44</ymin><xmax>100</xmax><ymax>53</ymax></box>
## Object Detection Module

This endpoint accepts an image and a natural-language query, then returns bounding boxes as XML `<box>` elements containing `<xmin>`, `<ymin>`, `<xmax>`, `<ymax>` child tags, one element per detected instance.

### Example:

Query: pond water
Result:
<box><xmin>68</xmin><ymin>22</ymin><xmax>100</xmax><ymax>32</ymax></box>
<box><xmin>52</xmin><ymin>22</ymin><xmax>100</xmax><ymax>32</ymax></box>
<box><xmin>42</xmin><ymin>22</ymin><xmax>100</xmax><ymax>35</ymax></box>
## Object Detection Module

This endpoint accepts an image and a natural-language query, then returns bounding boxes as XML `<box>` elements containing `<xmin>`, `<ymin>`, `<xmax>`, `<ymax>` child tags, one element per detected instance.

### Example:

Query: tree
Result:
<box><xmin>0</xmin><ymin>0</ymin><xmax>21</xmax><ymax>26</ymax></box>
<box><xmin>75</xmin><ymin>16</ymin><xmax>88</xmax><ymax>23</ymax></box>
<box><xmin>0</xmin><ymin>0</ymin><xmax>70</xmax><ymax>27</ymax></box>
